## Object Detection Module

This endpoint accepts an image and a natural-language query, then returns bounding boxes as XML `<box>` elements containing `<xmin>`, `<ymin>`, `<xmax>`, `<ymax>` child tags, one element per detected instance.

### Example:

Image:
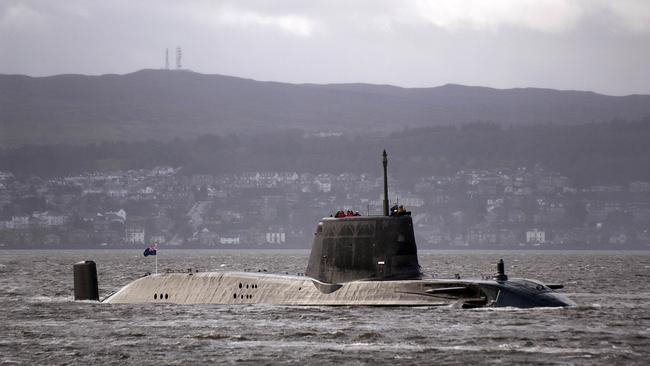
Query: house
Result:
<box><xmin>628</xmin><ymin>203</ymin><xmax>650</xmax><ymax>224</ymax></box>
<box><xmin>536</xmin><ymin>172</ymin><xmax>570</xmax><ymax>193</ymax></box>
<box><xmin>485</xmin><ymin>198</ymin><xmax>505</xmax><ymax>224</ymax></box>
<box><xmin>150</xmin><ymin>166</ymin><xmax>177</xmax><ymax>177</ymax></box>
<box><xmin>475</xmin><ymin>175</ymin><xmax>500</xmax><ymax>196</ymax></box>
<box><xmin>314</xmin><ymin>174</ymin><xmax>332</xmax><ymax>193</ymax></box>
<box><xmin>0</xmin><ymin>171</ymin><xmax>14</xmax><ymax>181</ymax></box>
<box><xmin>220</xmin><ymin>236</ymin><xmax>240</xmax><ymax>245</ymax></box>
<box><xmin>148</xmin><ymin>233</ymin><xmax>167</xmax><ymax>245</ymax></box>
<box><xmin>467</xmin><ymin>223</ymin><xmax>498</xmax><ymax>246</ymax></box>
<box><xmin>526</xmin><ymin>229</ymin><xmax>546</xmax><ymax>245</ymax></box>
<box><xmin>391</xmin><ymin>194</ymin><xmax>425</xmax><ymax>208</ymax></box>
<box><xmin>106</xmin><ymin>188</ymin><xmax>128</xmax><ymax>198</ymax></box>
<box><xmin>608</xmin><ymin>229</ymin><xmax>629</xmax><ymax>246</ymax></box>
<box><xmin>590</xmin><ymin>185</ymin><xmax>624</xmax><ymax>193</ymax></box>
<box><xmin>534</xmin><ymin>201</ymin><xmax>566</xmax><ymax>224</ymax></box>
<box><xmin>7</xmin><ymin>216</ymin><xmax>30</xmax><ymax>230</ymax></box>
<box><xmin>630</xmin><ymin>181</ymin><xmax>650</xmax><ymax>193</ymax></box>
<box><xmin>264</xmin><ymin>227</ymin><xmax>286</xmax><ymax>245</ymax></box>
<box><xmin>125</xmin><ymin>222</ymin><xmax>145</xmax><ymax>245</ymax></box>
<box><xmin>507</xmin><ymin>208</ymin><xmax>527</xmax><ymax>223</ymax></box>
<box><xmin>586</xmin><ymin>201</ymin><xmax>622</xmax><ymax>223</ymax></box>
<box><xmin>32</xmin><ymin>211</ymin><xmax>68</xmax><ymax>227</ymax></box>
<box><xmin>106</xmin><ymin>209</ymin><xmax>127</xmax><ymax>222</ymax></box>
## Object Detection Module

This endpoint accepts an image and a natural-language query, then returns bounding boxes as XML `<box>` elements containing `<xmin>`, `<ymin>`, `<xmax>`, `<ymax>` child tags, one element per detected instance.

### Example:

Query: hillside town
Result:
<box><xmin>1</xmin><ymin>166</ymin><xmax>650</xmax><ymax>249</ymax></box>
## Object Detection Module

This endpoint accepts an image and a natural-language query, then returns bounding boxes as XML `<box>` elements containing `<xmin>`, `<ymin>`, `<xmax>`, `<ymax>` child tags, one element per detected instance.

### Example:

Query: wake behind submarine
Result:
<box><xmin>75</xmin><ymin>150</ymin><xmax>575</xmax><ymax>308</ymax></box>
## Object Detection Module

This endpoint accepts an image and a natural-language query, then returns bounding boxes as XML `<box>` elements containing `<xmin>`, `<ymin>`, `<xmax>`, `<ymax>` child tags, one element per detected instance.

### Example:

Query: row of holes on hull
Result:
<box><xmin>150</xmin><ymin>283</ymin><xmax>260</xmax><ymax>302</ymax></box>
<box><xmin>234</xmin><ymin>282</ymin><xmax>258</xmax><ymax>301</ymax></box>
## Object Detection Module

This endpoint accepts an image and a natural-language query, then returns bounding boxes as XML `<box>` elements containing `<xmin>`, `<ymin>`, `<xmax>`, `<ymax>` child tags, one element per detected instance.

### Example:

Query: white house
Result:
<box><xmin>526</xmin><ymin>229</ymin><xmax>546</xmax><ymax>244</ymax></box>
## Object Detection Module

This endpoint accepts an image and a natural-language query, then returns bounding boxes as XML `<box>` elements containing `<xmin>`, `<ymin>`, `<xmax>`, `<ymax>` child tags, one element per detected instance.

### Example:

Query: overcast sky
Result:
<box><xmin>1</xmin><ymin>0</ymin><xmax>649</xmax><ymax>95</ymax></box>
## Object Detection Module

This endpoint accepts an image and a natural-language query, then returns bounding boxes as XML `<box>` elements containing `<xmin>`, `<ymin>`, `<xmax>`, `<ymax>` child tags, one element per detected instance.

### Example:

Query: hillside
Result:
<box><xmin>1</xmin><ymin>69</ymin><xmax>650</xmax><ymax>146</ymax></box>
<box><xmin>3</xmin><ymin>122</ymin><xmax>650</xmax><ymax>187</ymax></box>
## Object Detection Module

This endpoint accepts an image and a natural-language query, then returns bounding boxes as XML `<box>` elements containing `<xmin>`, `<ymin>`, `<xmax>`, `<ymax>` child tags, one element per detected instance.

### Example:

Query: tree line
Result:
<box><xmin>2</xmin><ymin>119</ymin><xmax>650</xmax><ymax>187</ymax></box>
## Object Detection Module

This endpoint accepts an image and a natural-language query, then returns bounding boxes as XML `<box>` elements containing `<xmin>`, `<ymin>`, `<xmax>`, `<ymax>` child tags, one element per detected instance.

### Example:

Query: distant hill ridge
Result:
<box><xmin>1</xmin><ymin>69</ymin><xmax>649</xmax><ymax>146</ymax></box>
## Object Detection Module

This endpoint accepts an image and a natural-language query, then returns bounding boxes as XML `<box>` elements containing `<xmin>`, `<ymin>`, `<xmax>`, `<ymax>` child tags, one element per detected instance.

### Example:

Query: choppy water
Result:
<box><xmin>1</xmin><ymin>249</ymin><xmax>649</xmax><ymax>365</ymax></box>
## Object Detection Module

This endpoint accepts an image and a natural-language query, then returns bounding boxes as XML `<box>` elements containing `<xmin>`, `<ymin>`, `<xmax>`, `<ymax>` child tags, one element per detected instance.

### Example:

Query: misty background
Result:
<box><xmin>1</xmin><ymin>1</ymin><xmax>650</xmax><ymax>249</ymax></box>
<box><xmin>2</xmin><ymin>0</ymin><xmax>650</xmax><ymax>95</ymax></box>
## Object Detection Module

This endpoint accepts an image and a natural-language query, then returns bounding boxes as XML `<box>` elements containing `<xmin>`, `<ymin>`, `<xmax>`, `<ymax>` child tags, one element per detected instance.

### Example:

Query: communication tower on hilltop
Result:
<box><xmin>165</xmin><ymin>48</ymin><xmax>169</xmax><ymax>70</ymax></box>
<box><xmin>176</xmin><ymin>46</ymin><xmax>182</xmax><ymax>70</ymax></box>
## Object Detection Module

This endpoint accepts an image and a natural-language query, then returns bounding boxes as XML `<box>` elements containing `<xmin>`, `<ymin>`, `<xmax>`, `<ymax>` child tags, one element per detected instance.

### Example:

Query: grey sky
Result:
<box><xmin>1</xmin><ymin>0</ymin><xmax>649</xmax><ymax>95</ymax></box>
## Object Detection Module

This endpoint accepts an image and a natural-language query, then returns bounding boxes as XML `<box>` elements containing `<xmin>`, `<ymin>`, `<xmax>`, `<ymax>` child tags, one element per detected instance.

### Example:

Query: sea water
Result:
<box><xmin>0</xmin><ymin>249</ymin><xmax>649</xmax><ymax>365</ymax></box>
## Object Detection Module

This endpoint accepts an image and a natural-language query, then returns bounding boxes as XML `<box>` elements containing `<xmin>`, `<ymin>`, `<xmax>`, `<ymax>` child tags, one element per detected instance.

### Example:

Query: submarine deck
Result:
<box><xmin>104</xmin><ymin>271</ymin><xmax>471</xmax><ymax>306</ymax></box>
<box><xmin>103</xmin><ymin>270</ymin><xmax>574</xmax><ymax>307</ymax></box>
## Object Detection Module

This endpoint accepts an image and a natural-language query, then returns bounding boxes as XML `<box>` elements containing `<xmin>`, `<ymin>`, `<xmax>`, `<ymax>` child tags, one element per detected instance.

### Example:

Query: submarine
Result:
<box><xmin>76</xmin><ymin>150</ymin><xmax>575</xmax><ymax>308</ymax></box>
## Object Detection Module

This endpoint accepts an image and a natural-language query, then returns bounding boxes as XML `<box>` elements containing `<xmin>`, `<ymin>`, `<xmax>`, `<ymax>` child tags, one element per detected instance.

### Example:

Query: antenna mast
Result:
<box><xmin>383</xmin><ymin>150</ymin><xmax>389</xmax><ymax>216</ymax></box>
<box><xmin>165</xmin><ymin>48</ymin><xmax>169</xmax><ymax>70</ymax></box>
<box><xmin>175</xmin><ymin>46</ymin><xmax>182</xmax><ymax>70</ymax></box>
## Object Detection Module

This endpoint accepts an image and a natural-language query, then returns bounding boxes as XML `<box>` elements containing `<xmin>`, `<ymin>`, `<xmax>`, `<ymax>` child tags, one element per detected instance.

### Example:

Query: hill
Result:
<box><xmin>3</xmin><ymin>121</ymin><xmax>650</xmax><ymax>187</ymax></box>
<box><xmin>1</xmin><ymin>69</ymin><xmax>650</xmax><ymax>146</ymax></box>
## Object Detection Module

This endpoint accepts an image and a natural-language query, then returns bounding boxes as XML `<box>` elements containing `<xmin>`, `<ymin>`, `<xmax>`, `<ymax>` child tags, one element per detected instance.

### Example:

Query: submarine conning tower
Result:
<box><xmin>306</xmin><ymin>215</ymin><xmax>422</xmax><ymax>283</ymax></box>
<box><xmin>306</xmin><ymin>149</ymin><xmax>422</xmax><ymax>284</ymax></box>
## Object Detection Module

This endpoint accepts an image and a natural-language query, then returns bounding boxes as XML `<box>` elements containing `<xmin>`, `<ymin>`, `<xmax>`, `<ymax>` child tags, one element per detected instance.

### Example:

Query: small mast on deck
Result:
<box><xmin>382</xmin><ymin>149</ymin><xmax>389</xmax><ymax>216</ymax></box>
